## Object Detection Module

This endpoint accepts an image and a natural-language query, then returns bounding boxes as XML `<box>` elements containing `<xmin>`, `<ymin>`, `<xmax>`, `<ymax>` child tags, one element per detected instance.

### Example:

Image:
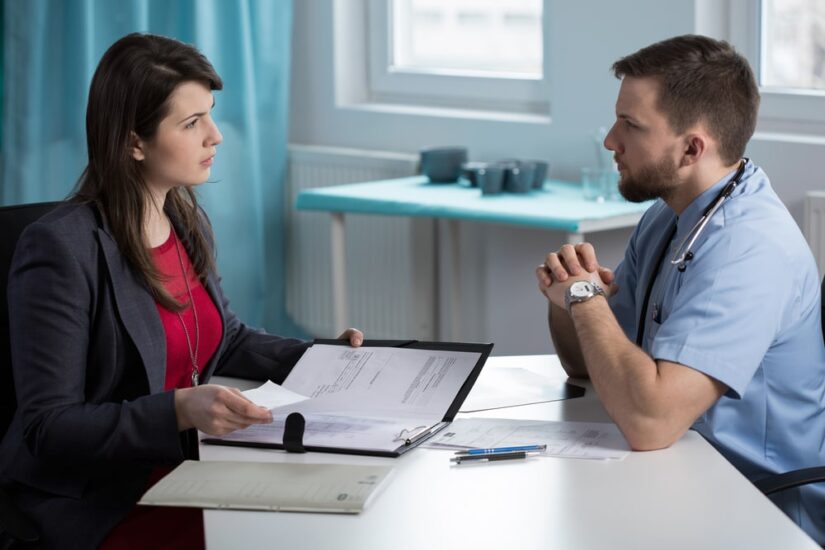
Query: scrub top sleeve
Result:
<box><xmin>649</xmin><ymin>232</ymin><xmax>786</xmax><ymax>398</ymax></box>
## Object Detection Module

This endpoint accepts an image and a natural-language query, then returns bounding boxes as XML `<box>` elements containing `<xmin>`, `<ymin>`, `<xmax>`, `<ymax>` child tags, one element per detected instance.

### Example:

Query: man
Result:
<box><xmin>536</xmin><ymin>34</ymin><xmax>825</xmax><ymax>543</ymax></box>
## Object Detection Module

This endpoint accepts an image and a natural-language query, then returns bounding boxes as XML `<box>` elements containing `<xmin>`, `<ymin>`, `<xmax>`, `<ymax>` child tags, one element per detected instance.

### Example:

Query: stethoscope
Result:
<box><xmin>635</xmin><ymin>159</ymin><xmax>748</xmax><ymax>347</ymax></box>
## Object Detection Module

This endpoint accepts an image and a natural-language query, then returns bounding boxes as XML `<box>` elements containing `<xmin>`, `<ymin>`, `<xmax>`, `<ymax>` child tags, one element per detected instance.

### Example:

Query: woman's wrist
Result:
<box><xmin>174</xmin><ymin>388</ymin><xmax>195</xmax><ymax>431</ymax></box>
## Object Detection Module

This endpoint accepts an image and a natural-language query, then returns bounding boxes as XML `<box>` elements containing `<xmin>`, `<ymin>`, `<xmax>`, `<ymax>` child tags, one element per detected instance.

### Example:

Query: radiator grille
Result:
<box><xmin>285</xmin><ymin>144</ymin><xmax>435</xmax><ymax>339</ymax></box>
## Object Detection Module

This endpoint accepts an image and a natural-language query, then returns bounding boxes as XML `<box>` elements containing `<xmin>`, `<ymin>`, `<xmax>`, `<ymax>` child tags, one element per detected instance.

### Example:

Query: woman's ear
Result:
<box><xmin>130</xmin><ymin>131</ymin><xmax>146</xmax><ymax>162</ymax></box>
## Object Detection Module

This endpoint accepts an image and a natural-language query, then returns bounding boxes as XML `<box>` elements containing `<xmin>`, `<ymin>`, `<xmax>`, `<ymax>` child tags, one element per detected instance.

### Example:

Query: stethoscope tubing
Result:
<box><xmin>635</xmin><ymin>159</ymin><xmax>748</xmax><ymax>347</ymax></box>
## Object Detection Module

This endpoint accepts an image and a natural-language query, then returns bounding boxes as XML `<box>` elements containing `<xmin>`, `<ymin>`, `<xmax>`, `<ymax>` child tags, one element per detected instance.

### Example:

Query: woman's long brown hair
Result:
<box><xmin>73</xmin><ymin>33</ymin><xmax>221</xmax><ymax>311</ymax></box>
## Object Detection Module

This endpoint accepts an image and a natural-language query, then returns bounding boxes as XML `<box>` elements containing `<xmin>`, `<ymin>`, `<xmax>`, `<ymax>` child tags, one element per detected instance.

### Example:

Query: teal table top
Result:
<box><xmin>295</xmin><ymin>176</ymin><xmax>653</xmax><ymax>233</ymax></box>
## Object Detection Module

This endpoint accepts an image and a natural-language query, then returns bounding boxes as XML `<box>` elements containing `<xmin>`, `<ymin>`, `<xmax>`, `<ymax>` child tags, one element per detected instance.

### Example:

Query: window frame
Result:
<box><xmin>365</xmin><ymin>0</ymin><xmax>552</xmax><ymax>119</ymax></box>
<box><xmin>729</xmin><ymin>0</ymin><xmax>825</xmax><ymax>132</ymax></box>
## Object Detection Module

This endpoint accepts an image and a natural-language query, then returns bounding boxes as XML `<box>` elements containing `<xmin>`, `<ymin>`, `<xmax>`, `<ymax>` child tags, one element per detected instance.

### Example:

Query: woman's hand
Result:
<box><xmin>174</xmin><ymin>384</ymin><xmax>272</xmax><ymax>436</ymax></box>
<box><xmin>337</xmin><ymin>327</ymin><xmax>364</xmax><ymax>347</ymax></box>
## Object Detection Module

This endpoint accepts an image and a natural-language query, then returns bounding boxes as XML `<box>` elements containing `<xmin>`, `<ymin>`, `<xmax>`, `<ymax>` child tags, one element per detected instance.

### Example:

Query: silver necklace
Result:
<box><xmin>172</xmin><ymin>229</ymin><xmax>200</xmax><ymax>387</ymax></box>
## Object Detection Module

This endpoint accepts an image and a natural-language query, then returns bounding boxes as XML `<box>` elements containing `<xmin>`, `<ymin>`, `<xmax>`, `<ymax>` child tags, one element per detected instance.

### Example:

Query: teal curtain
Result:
<box><xmin>1</xmin><ymin>0</ymin><xmax>306</xmax><ymax>336</ymax></box>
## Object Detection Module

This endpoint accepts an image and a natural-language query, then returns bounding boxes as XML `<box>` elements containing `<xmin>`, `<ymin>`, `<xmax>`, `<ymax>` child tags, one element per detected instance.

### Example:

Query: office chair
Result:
<box><xmin>0</xmin><ymin>201</ymin><xmax>60</xmax><ymax>545</ymax></box>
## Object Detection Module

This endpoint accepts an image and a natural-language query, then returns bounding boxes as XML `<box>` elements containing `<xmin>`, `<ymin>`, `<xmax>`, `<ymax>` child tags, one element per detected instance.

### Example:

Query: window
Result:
<box><xmin>390</xmin><ymin>0</ymin><xmax>542</xmax><ymax>78</ymax></box>
<box><xmin>761</xmin><ymin>0</ymin><xmax>825</xmax><ymax>91</ymax></box>
<box><xmin>727</xmin><ymin>0</ymin><xmax>825</xmax><ymax>131</ymax></box>
<box><xmin>366</xmin><ymin>0</ymin><xmax>551</xmax><ymax>120</ymax></box>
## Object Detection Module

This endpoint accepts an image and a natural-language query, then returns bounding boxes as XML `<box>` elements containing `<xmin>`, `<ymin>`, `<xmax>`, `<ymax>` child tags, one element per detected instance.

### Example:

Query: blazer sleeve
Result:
<box><xmin>210</xmin><ymin>276</ymin><xmax>310</xmax><ymax>383</ymax></box>
<box><xmin>9</xmin><ymin>221</ymin><xmax>184</xmax><ymax>466</ymax></box>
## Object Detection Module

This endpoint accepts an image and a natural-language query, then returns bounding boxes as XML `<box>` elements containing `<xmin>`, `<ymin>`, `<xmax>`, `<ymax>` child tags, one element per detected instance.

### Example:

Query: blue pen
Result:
<box><xmin>456</xmin><ymin>444</ymin><xmax>547</xmax><ymax>456</ymax></box>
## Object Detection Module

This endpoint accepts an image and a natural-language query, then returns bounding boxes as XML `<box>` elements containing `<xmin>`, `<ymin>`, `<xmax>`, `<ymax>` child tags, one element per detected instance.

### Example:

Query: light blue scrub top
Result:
<box><xmin>609</xmin><ymin>160</ymin><xmax>825</xmax><ymax>542</ymax></box>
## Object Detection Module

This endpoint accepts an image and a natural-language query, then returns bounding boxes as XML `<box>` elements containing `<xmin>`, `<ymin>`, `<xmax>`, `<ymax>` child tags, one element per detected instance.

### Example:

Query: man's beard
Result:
<box><xmin>619</xmin><ymin>155</ymin><xmax>680</xmax><ymax>203</ymax></box>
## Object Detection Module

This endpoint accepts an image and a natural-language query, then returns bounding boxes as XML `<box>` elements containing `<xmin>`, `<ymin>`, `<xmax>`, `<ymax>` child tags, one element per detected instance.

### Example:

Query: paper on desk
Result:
<box><xmin>217</xmin><ymin>409</ymin><xmax>441</xmax><ymax>452</ymax></box>
<box><xmin>241</xmin><ymin>380</ymin><xmax>307</xmax><ymax>409</ymax></box>
<box><xmin>139</xmin><ymin>460</ymin><xmax>393</xmax><ymax>514</ymax></box>
<box><xmin>218</xmin><ymin>344</ymin><xmax>480</xmax><ymax>452</ymax></box>
<box><xmin>282</xmin><ymin>344</ymin><xmax>479</xmax><ymax>416</ymax></box>
<box><xmin>424</xmin><ymin>418</ymin><xmax>631</xmax><ymax>460</ymax></box>
<box><xmin>460</xmin><ymin>367</ymin><xmax>585</xmax><ymax>412</ymax></box>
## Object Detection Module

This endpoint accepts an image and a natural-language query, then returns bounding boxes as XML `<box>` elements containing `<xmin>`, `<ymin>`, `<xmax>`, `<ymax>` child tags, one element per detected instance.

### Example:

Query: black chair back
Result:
<box><xmin>0</xmin><ymin>202</ymin><xmax>61</xmax><ymax>442</ymax></box>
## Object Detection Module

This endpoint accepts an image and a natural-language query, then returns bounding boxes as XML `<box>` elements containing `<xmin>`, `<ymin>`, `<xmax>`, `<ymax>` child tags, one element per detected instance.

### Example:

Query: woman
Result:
<box><xmin>0</xmin><ymin>33</ymin><xmax>362</xmax><ymax>548</ymax></box>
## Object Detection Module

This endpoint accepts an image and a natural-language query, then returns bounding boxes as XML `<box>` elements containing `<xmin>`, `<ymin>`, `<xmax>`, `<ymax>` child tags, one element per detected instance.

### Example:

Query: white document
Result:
<box><xmin>459</xmin><ymin>367</ymin><xmax>583</xmax><ymax>412</ymax></box>
<box><xmin>139</xmin><ymin>460</ymin><xmax>393</xmax><ymax>514</ymax></box>
<box><xmin>282</xmin><ymin>345</ymin><xmax>479</xmax><ymax>416</ymax></box>
<box><xmin>424</xmin><ymin>418</ymin><xmax>631</xmax><ymax>460</ymax></box>
<box><xmin>240</xmin><ymin>380</ymin><xmax>307</xmax><ymax>410</ymax></box>
<box><xmin>211</xmin><ymin>344</ymin><xmax>482</xmax><ymax>453</ymax></box>
<box><xmin>217</xmin><ymin>412</ymin><xmax>443</xmax><ymax>452</ymax></box>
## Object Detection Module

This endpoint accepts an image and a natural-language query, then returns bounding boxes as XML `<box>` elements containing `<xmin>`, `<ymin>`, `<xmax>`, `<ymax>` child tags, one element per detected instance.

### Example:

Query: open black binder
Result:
<box><xmin>203</xmin><ymin>339</ymin><xmax>494</xmax><ymax>457</ymax></box>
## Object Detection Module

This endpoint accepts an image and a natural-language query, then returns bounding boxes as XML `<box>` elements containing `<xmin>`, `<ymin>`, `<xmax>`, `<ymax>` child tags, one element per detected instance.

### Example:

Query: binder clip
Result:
<box><xmin>282</xmin><ymin>412</ymin><xmax>307</xmax><ymax>453</ymax></box>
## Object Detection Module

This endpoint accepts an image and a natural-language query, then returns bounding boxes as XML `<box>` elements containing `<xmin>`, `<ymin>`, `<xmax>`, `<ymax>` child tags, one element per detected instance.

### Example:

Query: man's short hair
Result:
<box><xmin>612</xmin><ymin>34</ymin><xmax>760</xmax><ymax>165</ymax></box>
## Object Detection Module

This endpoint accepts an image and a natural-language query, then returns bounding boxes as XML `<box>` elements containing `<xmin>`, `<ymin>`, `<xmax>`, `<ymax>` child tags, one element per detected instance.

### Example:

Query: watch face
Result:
<box><xmin>570</xmin><ymin>281</ymin><xmax>594</xmax><ymax>298</ymax></box>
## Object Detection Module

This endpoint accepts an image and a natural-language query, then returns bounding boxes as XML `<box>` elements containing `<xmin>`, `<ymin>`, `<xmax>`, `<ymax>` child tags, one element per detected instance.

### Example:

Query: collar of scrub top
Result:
<box><xmin>635</xmin><ymin>158</ymin><xmax>749</xmax><ymax>347</ymax></box>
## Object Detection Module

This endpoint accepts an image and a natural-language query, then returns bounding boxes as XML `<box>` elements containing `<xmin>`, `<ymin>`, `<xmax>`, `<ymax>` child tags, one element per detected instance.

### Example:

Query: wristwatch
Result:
<box><xmin>564</xmin><ymin>280</ymin><xmax>605</xmax><ymax>314</ymax></box>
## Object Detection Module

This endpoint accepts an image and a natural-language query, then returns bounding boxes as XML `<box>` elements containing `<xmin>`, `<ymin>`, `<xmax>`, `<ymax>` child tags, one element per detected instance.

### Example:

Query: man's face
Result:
<box><xmin>604</xmin><ymin>76</ymin><xmax>683</xmax><ymax>203</ymax></box>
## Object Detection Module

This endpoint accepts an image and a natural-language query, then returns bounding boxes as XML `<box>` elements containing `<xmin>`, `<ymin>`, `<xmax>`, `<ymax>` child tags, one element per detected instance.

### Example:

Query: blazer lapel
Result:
<box><xmin>95</xmin><ymin>228</ymin><xmax>167</xmax><ymax>394</ymax></box>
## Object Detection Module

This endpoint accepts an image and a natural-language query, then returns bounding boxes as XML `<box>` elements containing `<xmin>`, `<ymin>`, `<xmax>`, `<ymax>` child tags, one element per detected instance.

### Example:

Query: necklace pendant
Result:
<box><xmin>191</xmin><ymin>368</ymin><xmax>199</xmax><ymax>387</ymax></box>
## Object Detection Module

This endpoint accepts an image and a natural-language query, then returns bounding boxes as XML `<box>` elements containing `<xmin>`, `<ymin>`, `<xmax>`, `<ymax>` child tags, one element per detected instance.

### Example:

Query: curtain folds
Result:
<box><xmin>1</xmin><ymin>0</ymin><xmax>304</xmax><ymax>336</ymax></box>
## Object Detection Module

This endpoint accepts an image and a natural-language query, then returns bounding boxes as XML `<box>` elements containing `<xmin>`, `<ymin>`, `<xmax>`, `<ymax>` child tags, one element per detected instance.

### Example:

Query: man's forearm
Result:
<box><xmin>567</xmin><ymin>296</ymin><xmax>680</xmax><ymax>450</ymax></box>
<box><xmin>548</xmin><ymin>302</ymin><xmax>588</xmax><ymax>378</ymax></box>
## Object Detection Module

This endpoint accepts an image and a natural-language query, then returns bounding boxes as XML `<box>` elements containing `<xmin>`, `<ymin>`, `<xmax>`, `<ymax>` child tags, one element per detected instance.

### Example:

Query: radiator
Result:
<box><xmin>805</xmin><ymin>191</ymin><xmax>825</xmax><ymax>277</ymax></box>
<box><xmin>285</xmin><ymin>144</ymin><xmax>436</xmax><ymax>339</ymax></box>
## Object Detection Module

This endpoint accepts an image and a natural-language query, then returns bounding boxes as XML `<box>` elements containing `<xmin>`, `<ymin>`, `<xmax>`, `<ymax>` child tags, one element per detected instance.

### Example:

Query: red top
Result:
<box><xmin>151</xmin><ymin>228</ymin><xmax>222</xmax><ymax>390</ymax></box>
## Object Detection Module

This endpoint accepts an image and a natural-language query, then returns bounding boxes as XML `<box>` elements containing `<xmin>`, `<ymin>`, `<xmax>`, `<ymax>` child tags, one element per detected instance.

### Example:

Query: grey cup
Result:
<box><xmin>478</xmin><ymin>166</ymin><xmax>505</xmax><ymax>195</ymax></box>
<box><xmin>420</xmin><ymin>147</ymin><xmax>468</xmax><ymax>183</ymax></box>
<box><xmin>531</xmin><ymin>161</ymin><xmax>549</xmax><ymax>189</ymax></box>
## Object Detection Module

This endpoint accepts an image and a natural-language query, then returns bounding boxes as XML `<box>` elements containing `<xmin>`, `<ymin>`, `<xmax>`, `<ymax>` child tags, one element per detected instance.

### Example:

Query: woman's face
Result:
<box><xmin>133</xmin><ymin>81</ymin><xmax>222</xmax><ymax>194</ymax></box>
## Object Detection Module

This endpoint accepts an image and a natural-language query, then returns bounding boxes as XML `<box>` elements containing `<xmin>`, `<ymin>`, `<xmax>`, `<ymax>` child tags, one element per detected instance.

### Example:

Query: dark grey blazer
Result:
<box><xmin>0</xmin><ymin>202</ymin><xmax>309</xmax><ymax>548</ymax></box>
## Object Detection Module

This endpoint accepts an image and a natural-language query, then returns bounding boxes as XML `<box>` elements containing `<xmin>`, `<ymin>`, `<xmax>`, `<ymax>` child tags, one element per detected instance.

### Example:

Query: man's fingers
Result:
<box><xmin>558</xmin><ymin>244</ymin><xmax>584</xmax><ymax>275</ymax></box>
<box><xmin>536</xmin><ymin>265</ymin><xmax>552</xmax><ymax>287</ymax></box>
<box><xmin>574</xmin><ymin>242</ymin><xmax>599</xmax><ymax>272</ymax></box>
<box><xmin>598</xmin><ymin>266</ymin><xmax>615</xmax><ymax>284</ymax></box>
<box><xmin>543</xmin><ymin>252</ymin><xmax>569</xmax><ymax>281</ymax></box>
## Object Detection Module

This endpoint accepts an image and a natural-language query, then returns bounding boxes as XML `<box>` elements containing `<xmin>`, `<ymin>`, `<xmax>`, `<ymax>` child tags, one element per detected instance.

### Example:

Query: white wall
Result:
<box><xmin>288</xmin><ymin>0</ymin><xmax>825</xmax><ymax>355</ymax></box>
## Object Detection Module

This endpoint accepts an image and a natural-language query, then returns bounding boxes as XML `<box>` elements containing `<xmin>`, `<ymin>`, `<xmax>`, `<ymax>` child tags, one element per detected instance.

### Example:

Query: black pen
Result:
<box><xmin>450</xmin><ymin>451</ymin><xmax>527</xmax><ymax>464</ymax></box>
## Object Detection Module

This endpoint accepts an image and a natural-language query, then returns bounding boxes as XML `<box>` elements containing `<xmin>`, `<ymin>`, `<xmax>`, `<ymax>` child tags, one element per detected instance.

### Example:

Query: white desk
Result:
<box><xmin>295</xmin><ymin>178</ymin><xmax>652</xmax><ymax>338</ymax></box>
<box><xmin>202</xmin><ymin>355</ymin><xmax>818</xmax><ymax>550</ymax></box>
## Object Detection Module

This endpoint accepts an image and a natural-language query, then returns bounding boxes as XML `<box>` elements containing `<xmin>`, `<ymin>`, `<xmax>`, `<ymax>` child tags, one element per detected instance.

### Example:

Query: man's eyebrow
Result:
<box><xmin>617</xmin><ymin>112</ymin><xmax>643</xmax><ymax>125</ymax></box>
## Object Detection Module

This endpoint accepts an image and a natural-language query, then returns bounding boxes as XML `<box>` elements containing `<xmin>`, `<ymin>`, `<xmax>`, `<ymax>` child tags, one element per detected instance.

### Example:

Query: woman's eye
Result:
<box><xmin>185</xmin><ymin>119</ymin><xmax>198</xmax><ymax>129</ymax></box>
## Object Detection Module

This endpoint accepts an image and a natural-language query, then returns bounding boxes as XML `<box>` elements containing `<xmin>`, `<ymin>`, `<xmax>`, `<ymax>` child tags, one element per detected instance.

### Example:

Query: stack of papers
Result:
<box><xmin>139</xmin><ymin>460</ymin><xmax>393</xmax><ymax>514</ymax></box>
<box><xmin>205</xmin><ymin>343</ymin><xmax>488</xmax><ymax>455</ymax></box>
<box><xmin>424</xmin><ymin>418</ymin><xmax>631</xmax><ymax>460</ymax></box>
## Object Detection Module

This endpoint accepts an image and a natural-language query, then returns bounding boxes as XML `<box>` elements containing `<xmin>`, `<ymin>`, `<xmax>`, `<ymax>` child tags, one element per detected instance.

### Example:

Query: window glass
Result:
<box><xmin>391</xmin><ymin>0</ymin><xmax>543</xmax><ymax>78</ymax></box>
<box><xmin>762</xmin><ymin>0</ymin><xmax>825</xmax><ymax>90</ymax></box>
